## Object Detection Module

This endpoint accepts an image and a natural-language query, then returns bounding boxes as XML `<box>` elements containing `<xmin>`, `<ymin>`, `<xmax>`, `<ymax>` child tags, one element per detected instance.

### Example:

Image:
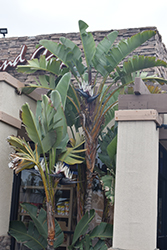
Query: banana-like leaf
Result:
<box><xmin>69</xmin><ymin>210</ymin><xmax>111</xmax><ymax>250</ymax></box>
<box><xmin>9</xmin><ymin>221</ymin><xmax>46</xmax><ymax>250</ymax></box>
<box><xmin>22</xmin><ymin>94</ymin><xmax>66</xmax><ymax>154</ymax></box>
<box><xmin>58</xmin><ymin>132</ymin><xmax>85</xmax><ymax>164</ymax></box>
<box><xmin>39</xmin><ymin>39</ymin><xmax>81</xmax><ymax>79</ymax></box>
<box><xmin>60</xmin><ymin>37</ymin><xmax>82</xmax><ymax>60</ymax></box>
<box><xmin>71</xmin><ymin>209</ymin><xmax>95</xmax><ymax>246</ymax></box>
<box><xmin>58</xmin><ymin>145</ymin><xmax>86</xmax><ymax>165</ymax></box>
<box><xmin>89</xmin><ymin>222</ymin><xmax>113</xmax><ymax>239</ymax></box>
<box><xmin>111</xmin><ymin>56</ymin><xmax>167</xmax><ymax>85</ymax></box>
<box><xmin>9</xmin><ymin>203</ymin><xmax>64</xmax><ymax>250</ymax></box>
<box><xmin>92</xmin><ymin>31</ymin><xmax>118</xmax><ymax>76</ymax></box>
<box><xmin>123</xmin><ymin>55</ymin><xmax>167</xmax><ymax>75</ymax></box>
<box><xmin>65</xmin><ymin>84</ymin><xmax>81</xmax><ymax>129</ymax></box>
<box><xmin>93</xmin><ymin>240</ymin><xmax>108</xmax><ymax>250</ymax></box>
<box><xmin>17</xmin><ymin>55</ymin><xmax>68</xmax><ymax>76</ymax></box>
<box><xmin>79</xmin><ymin>20</ymin><xmax>96</xmax><ymax>69</ymax></box>
<box><xmin>106</xmin><ymin>30</ymin><xmax>156</xmax><ymax>73</ymax></box>
<box><xmin>21</xmin><ymin>203</ymin><xmax>47</xmax><ymax>239</ymax></box>
<box><xmin>55</xmin><ymin>72</ymin><xmax>71</xmax><ymax>109</ymax></box>
<box><xmin>50</xmin><ymin>90</ymin><xmax>68</xmax><ymax>150</ymax></box>
<box><xmin>21</xmin><ymin>103</ymin><xmax>43</xmax><ymax>147</ymax></box>
<box><xmin>107</xmin><ymin>135</ymin><xmax>117</xmax><ymax>161</ymax></box>
<box><xmin>60</xmin><ymin>37</ymin><xmax>85</xmax><ymax>78</ymax></box>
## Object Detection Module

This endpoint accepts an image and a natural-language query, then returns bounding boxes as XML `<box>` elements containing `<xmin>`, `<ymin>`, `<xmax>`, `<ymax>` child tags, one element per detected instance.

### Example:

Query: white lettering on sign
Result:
<box><xmin>0</xmin><ymin>45</ymin><xmax>27</xmax><ymax>71</ymax></box>
<box><xmin>0</xmin><ymin>45</ymin><xmax>55</xmax><ymax>71</ymax></box>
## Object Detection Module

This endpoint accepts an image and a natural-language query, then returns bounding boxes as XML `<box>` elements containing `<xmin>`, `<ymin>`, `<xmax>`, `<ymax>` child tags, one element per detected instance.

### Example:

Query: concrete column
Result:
<box><xmin>113</xmin><ymin>110</ymin><xmax>161</xmax><ymax>250</ymax></box>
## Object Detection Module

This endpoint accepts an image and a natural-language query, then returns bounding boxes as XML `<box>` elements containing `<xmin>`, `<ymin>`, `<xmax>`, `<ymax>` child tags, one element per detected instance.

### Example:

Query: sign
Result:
<box><xmin>0</xmin><ymin>45</ymin><xmax>55</xmax><ymax>71</ymax></box>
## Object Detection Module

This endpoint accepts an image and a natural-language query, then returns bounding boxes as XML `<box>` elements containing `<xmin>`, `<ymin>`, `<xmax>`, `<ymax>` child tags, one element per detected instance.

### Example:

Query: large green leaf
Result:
<box><xmin>113</xmin><ymin>55</ymin><xmax>167</xmax><ymax>85</ymax></box>
<box><xmin>21</xmin><ymin>103</ymin><xmax>42</xmax><ymax>147</ymax></box>
<box><xmin>123</xmin><ymin>55</ymin><xmax>167</xmax><ymax>74</ymax></box>
<box><xmin>39</xmin><ymin>40</ymin><xmax>80</xmax><ymax>79</ymax></box>
<box><xmin>92</xmin><ymin>31</ymin><xmax>118</xmax><ymax>76</ymax></box>
<box><xmin>106</xmin><ymin>30</ymin><xmax>156</xmax><ymax>73</ymax></box>
<box><xmin>9</xmin><ymin>203</ymin><xmax>64</xmax><ymax>250</ymax></box>
<box><xmin>58</xmin><ymin>141</ymin><xmax>86</xmax><ymax>165</ymax></box>
<box><xmin>79</xmin><ymin>20</ymin><xmax>96</xmax><ymax>69</ymax></box>
<box><xmin>50</xmin><ymin>90</ymin><xmax>68</xmax><ymax>150</ymax></box>
<box><xmin>18</xmin><ymin>55</ymin><xmax>68</xmax><ymax>76</ymax></box>
<box><xmin>93</xmin><ymin>240</ymin><xmax>108</xmax><ymax>250</ymax></box>
<box><xmin>21</xmin><ymin>203</ymin><xmax>47</xmax><ymax>239</ymax></box>
<box><xmin>9</xmin><ymin>221</ymin><xmax>47</xmax><ymax>250</ymax></box>
<box><xmin>55</xmin><ymin>72</ymin><xmax>71</xmax><ymax>109</ymax></box>
<box><xmin>60</xmin><ymin>37</ymin><xmax>85</xmax><ymax>78</ymax></box>
<box><xmin>71</xmin><ymin>209</ymin><xmax>95</xmax><ymax>246</ymax></box>
<box><xmin>107</xmin><ymin>135</ymin><xmax>117</xmax><ymax>160</ymax></box>
<box><xmin>89</xmin><ymin>222</ymin><xmax>113</xmax><ymax>239</ymax></box>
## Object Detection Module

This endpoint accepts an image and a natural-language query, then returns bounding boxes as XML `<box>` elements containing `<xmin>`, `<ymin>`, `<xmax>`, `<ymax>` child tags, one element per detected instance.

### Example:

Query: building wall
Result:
<box><xmin>0</xmin><ymin>77</ymin><xmax>37</xmax><ymax>245</ymax></box>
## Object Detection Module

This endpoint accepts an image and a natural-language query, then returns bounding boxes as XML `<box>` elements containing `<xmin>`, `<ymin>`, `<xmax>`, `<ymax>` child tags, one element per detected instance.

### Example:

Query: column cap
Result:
<box><xmin>115</xmin><ymin>109</ymin><xmax>162</xmax><ymax>125</ymax></box>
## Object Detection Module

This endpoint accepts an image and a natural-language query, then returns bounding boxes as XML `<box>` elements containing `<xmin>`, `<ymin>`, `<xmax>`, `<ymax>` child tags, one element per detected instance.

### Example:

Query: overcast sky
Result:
<box><xmin>1</xmin><ymin>0</ymin><xmax>167</xmax><ymax>48</ymax></box>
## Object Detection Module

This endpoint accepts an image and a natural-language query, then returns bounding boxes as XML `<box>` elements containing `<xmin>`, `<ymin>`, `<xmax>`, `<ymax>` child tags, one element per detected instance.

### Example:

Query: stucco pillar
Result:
<box><xmin>0</xmin><ymin>73</ymin><xmax>38</xmax><ymax>236</ymax></box>
<box><xmin>113</xmin><ymin>110</ymin><xmax>161</xmax><ymax>250</ymax></box>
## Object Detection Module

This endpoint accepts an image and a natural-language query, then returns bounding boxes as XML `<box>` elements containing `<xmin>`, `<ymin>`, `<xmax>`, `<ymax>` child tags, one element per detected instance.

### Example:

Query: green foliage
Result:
<box><xmin>17</xmin><ymin>21</ymin><xmax>167</xmax><ymax>135</ymax></box>
<box><xmin>9</xmin><ymin>203</ymin><xmax>64</xmax><ymax>250</ymax></box>
<box><xmin>98</xmin><ymin>126</ymin><xmax>117</xmax><ymax>204</ymax></box>
<box><xmin>15</xmin><ymin>19</ymin><xmax>167</xmax><ymax>214</ymax></box>
<box><xmin>69</xmin><ymin>209</ymin><xmax>112</xmax><ymax>250</ymax></box>
<box><xmin>17</xmin><ymin>55</ymin><xmax>69</xmax><ymax>75</ymax></box>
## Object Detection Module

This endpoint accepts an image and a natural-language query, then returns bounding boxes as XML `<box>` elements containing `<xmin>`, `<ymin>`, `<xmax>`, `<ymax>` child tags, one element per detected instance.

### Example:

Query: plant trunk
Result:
<box><xmin>46</xmin><ymin>202</ymin><xmax>55</xmax><ymax>250</ymax></box>
<box><xmin>84</xmin><ymin>138</ymin><xmax>98</xmax><ymax>212</ymax></box>
<box><xmin>82</xmin><ymin>101</ymin><xmax>102</xmax><ymax>213</ymax></box>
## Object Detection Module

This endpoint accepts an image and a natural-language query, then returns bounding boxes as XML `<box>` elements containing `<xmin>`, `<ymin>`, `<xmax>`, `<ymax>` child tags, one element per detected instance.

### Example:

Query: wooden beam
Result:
<box><xmin>118</xmin><ymin>94</ymin><xmax>167</xmax><ymax>113</ymax></box>
<box><xmin>134</xmin><ymin>77</ymin><xmax>150</xmax><ymax>95</ymax></box>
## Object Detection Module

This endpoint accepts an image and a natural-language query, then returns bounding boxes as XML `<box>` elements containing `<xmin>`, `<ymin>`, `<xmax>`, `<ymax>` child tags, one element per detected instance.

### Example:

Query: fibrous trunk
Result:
<box><xmin>84</xmin><ymin>138</ymin><xmax>98</xmax><ymax>212</ymax></box>
<box><xmin>46</xmin><ymin>202</ymin><xmax>55</xmax><ymax>250</ymax></box>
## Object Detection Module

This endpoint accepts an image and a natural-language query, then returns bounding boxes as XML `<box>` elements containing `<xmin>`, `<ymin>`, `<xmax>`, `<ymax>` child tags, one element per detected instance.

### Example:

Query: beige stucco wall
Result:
<box><xmin>0</xmin><ymin>80</ymin><xmax>37</xmax><ymax>118</ymax></box>
<box><xmin>0</xmin><ymin>78</ymin><xmax>37</xmax><ymax>236</ymax></box>
<box><xmin>113</xmin><ymin>120</ymin><xmax>159</xmax><ymax>250</ymax></box>
<box><xmin>0</xmin><ymin>122</ymin><xmax>17</xmax><ymax>236</ymax></box>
